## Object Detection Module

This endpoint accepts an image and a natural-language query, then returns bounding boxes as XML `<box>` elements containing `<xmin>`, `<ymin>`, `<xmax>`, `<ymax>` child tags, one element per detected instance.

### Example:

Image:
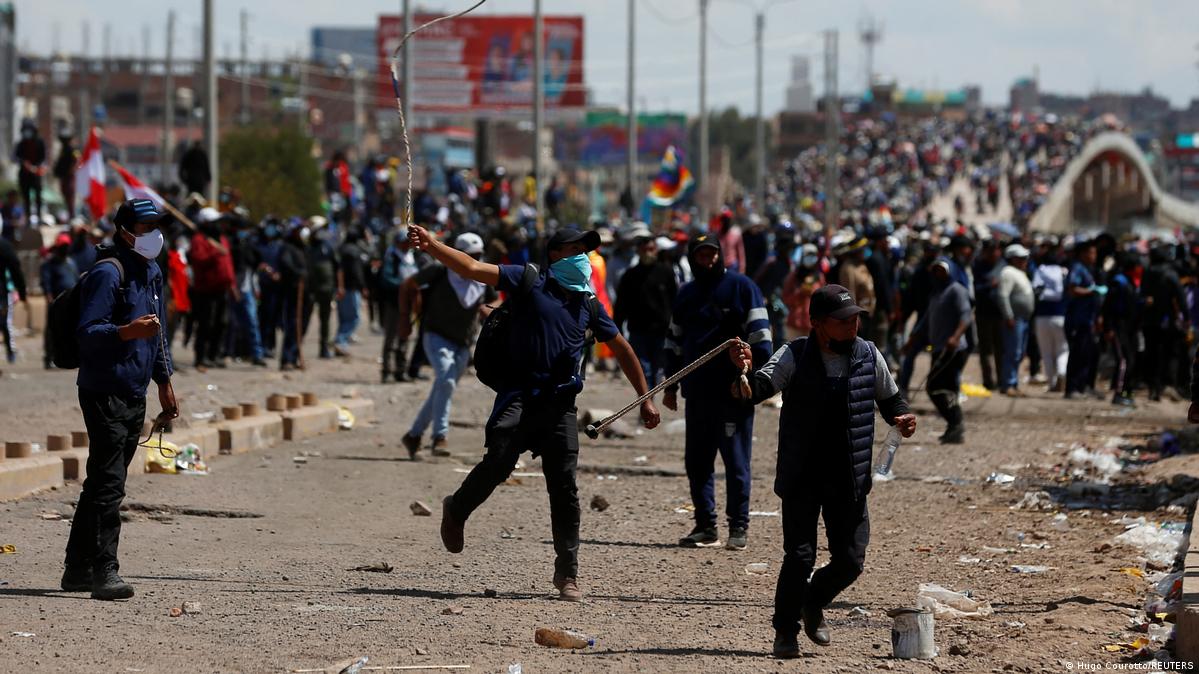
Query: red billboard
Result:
<box><xmin>377</xmin><ymin>14</ymin><xmax>585</xmax><ymax>114</ymax></box>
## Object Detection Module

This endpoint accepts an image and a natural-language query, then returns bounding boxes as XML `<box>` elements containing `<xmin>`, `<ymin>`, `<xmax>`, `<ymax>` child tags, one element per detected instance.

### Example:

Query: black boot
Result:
<box><xmin>802</xmin><ymin>605</ymin><xmax>830</xmax><ymax>646</ymax></box>
<box><xmin>773</xmin><ymin>632</ymin><xmax>801</xmax><ymax>659</ymax></box>
<box><xmin>92</xmin><ymin>569</ymin><xmax>135</xmax><ymax>600</ymax></box>
<box><xmin>60</xmin><ymin>566</ymin><xmax>92</xmax><ymax>592</ymax></box>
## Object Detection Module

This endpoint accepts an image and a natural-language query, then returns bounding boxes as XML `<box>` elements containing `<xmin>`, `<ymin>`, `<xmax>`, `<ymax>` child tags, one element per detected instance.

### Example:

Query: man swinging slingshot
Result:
<box><xmin>407</xmin><ymin>223</ymin><xmax>660</xmax><ymax>602</ymax></box>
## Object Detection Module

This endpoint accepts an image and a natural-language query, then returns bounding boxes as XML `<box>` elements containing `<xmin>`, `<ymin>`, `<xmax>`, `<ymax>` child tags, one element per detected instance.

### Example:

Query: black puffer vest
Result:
<box><xmin>776</xmin><ymin>336</ymin><xmax>877</xmax><ymax>500</ymax></box>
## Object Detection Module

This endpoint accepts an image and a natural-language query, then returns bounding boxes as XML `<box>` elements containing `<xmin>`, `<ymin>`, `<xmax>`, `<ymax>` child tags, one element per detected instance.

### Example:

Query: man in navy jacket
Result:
<box><xmin>730</xmin><ymin>284</ymin><xmax>916</xmax><ymax>656</ymax></box>
<box><xmin>64</xmin><ymin>199</ymin><xmax>177</xmax><ymax>601</ymax></box>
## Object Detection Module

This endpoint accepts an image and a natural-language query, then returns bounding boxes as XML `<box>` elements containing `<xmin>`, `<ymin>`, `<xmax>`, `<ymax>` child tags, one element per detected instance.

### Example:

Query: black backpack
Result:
<box><xmin>48</xmin><ymin>256</ymin><xmax>125</xmax><ymax>369</ymax></box>
<box><xmin>474</xmin><ymin>263</ymin><xmax>539</xmax><ymax>392</ymax></box>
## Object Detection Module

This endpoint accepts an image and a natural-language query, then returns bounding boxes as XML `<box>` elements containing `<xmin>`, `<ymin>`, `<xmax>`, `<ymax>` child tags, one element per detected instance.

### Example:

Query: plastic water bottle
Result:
<box><xmin>535</xmin><ymin>627</ymin><xmax>595</xmax><ymax>649</ymax></box>
<box><xmin>874</xmin><ymin>426</ymin><xmax>902</xmax><ymax>482</ymax></box>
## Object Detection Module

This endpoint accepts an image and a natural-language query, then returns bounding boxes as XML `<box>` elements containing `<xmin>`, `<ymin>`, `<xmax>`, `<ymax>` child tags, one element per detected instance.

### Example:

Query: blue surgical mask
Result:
<box><xmin>549</xmin><ymin>254</ymin><xmax>593</xmax><ymax>294</ymax></box>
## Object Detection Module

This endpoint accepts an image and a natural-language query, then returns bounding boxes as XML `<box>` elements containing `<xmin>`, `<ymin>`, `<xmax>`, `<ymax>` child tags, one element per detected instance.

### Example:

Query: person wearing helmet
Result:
<box><xmin>663</xmin><ymin>234</ymin><xmax>774</xmax><ymax>551</ymax></box>
<box><xmin>400</xmin><ymin>232</ymin><xmax>498</xmax><ymax>458</ymax></box>
<box><xmin>189</xmin><ymin>207</ymin><xmax>235</xmax><ymax>371</ymax></box>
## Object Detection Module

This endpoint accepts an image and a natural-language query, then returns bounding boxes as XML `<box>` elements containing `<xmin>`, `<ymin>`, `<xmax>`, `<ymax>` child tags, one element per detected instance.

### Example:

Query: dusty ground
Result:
<box><xmin>0</xmin><ymin>308</ymin><xmax>1195</xmax><ymax>674</ymax></box>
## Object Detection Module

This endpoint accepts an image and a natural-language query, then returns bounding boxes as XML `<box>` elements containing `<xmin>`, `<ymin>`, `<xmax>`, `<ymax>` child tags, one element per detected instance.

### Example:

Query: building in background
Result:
<box><xmin>784</xmin><ymin>55</ymin><xmax>815</xmax><ymax>113</ymax></box>
<box><xmin>311</xmin><ymin>27</ymin><xmax>375</xmax><ymax>67</ymax></box>
<box><xmin>1010</xmin><ymin>76</ymin><xmax>1039</xmax><ymax>112</ymax></box>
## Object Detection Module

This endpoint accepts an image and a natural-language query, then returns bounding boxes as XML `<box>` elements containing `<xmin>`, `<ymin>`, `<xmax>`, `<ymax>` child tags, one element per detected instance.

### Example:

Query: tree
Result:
<box><xmin>688</xmin><ymin>106</ymin><xmax>773</xmax><ymax>192</ymax></box>
<box><xmin>219</xmin><ymin>126</ymin><xmax>322</xmax><ymax>217</ymax></box>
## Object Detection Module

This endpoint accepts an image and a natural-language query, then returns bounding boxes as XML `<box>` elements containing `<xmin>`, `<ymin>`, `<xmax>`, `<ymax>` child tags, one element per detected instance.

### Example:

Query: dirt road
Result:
<box><xmin>0</xmin><ymin>323</ymin><xmax>1191</xmax><ymax>673</ymax></box>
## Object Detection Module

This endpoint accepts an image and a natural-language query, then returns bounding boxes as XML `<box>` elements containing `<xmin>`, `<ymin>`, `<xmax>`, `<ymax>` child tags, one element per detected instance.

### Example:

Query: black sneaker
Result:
<box><xmin>60</xmin><ymin>566</ymin><xmax>92</xmax><ymax>592</ymax></box>
<box><xmin>726</xmin><ymin>527</ymin><xmax>748</xmax><ymax>551</ymax></box>
<box><xmin>440</xmin><ymin>496</ymin><xmax>465</xmax><ymax>554</ymax></box>
<box><xmin>679</xmin><ymin>526</ymin><xmax>720</xmax><ymax>548</ymax></box>
<box><xmin>91</xmin><ymin>569</ymin><xmax>134</xmax><ymax>600</ymax></box>
<box><xmin>939</xmin><ymin>425</ymin><xmax>965</xmax><ymax>445</ymax></box>
<box><xmin>1111</xmin><ymin>394</ymin><xmax>1135</xmax><ymax>408</ymax></box>
<box><xmin>401</xmin><ymin>433</ymin><xmax>422</xmax><ymax>460</ymax></box>
<box><xmin>802</xmin><ymin>605</ymin><xmax>830</xmax><ymax>646</ymax></box>
<box><xmin>772</xmin><ymin>632</ymin><xmax>800</xmax><ymax>659</ymax></box>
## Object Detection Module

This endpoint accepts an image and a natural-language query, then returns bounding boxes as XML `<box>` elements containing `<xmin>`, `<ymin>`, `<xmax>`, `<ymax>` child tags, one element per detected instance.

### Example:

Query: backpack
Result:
<box><xmin>49</xmin><ymin>256</ymin><xmax>124</xmax><ymax>369</ymax></box>
<box><xmin>474</xmin><ymin>264</ymin><xmax>539</xmax><ymax>392</ymax></box>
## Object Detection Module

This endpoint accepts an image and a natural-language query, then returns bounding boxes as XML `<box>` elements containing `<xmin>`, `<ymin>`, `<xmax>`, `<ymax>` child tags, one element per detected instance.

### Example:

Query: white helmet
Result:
<box><xmin>196</xmin><ymin>207</ymin><xmax>222</xmax><ymax>224</ymax></box>
<box><xmin>454</xmin><ymin>232</ymin><xmax>484</xmax><ymax>255</ymax></box>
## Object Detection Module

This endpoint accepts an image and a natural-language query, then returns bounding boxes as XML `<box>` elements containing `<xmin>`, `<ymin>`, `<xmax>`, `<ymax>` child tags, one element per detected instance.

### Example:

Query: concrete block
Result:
<box><xmin>285</xmin><ymin>394</ymin><xmax>303</xmax><ymax>410</ymax></box>
<box><xmin>240</xmin><ymin>402</ymin><xmax>260</xmax><ymax>417</ymax></box>
<box><xmin>47</xmin><ymin>434</ymin><xmax>71</xmax><ymax>452</ymax></box>
<box><xmin>337</xmin><ymin>397</ymin><xmax>376</xmax><ymax>424</ymax></box>
<box><xmin>1176</xmin><ymin>505</ymin><xmax>1199</xmax><ymax>664</ymax></box>
<box><xmin>0</xmin><ymin>455</ymin><xmax>64</xmax><ymax>501</ymax></box>
<box><xmin>281</xmin><ymin>406</ymin><xmax>338</xmax><ymax>441</ymax></box>
<box><xmin>71</xmin><ymin>431</ymin><xmax>88</xmax><ymax>447</ymax></box>
<box><xmin>266</xmin><ymin>394</ymin><xmax>288</xmax><ymax>412</ymax></box>
<box><xmin>301</xmin><ymin>392</ymin><xmax>319</xmax><ymax>406</ymax></box>
<box><xmin>6</xmin><ymin>442</ymin><xmax>33</xmax><ymax>459</ymax></box>
<box><xmin>59</xmin><ymin>448</ymin><xmax>90</xmax><ymax>481</ymax></box>
<box><xmin>217</xmin><ymin>414</ymin><xmax>283</xmax><ymax>455</ymax></box>
<box><xmin>221</xmin><ymin>405</ymin><xmax>243</xmax><ymax>421</ymax></box>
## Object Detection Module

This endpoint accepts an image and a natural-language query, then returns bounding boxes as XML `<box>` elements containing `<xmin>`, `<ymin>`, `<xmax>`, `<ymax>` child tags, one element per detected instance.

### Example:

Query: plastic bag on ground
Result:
<box><xmin>1113</xmin><ymin>521</ymin><xmax>1186</xmax><ymax>567</ymax></box>
<box><xmin>916</xmin><ymin>583</ymin><xmax>993</xmax><ymax>619</ymax></box>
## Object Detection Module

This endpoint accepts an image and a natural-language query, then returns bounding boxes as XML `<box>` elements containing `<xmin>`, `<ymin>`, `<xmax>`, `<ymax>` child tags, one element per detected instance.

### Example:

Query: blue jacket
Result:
<box><xmin>76</xmin><ymin>244</ymin><xmax>173</xmax><ymax>398</ymax></box>
<box><xmin>664</xmin><ymin>270</ymin><xmax>772</xmax><ymax>399</ymax></box>
<box><xmin>40</xmin><ymin>256</ymin><xmax>79</xmax><ymax>298</ymax></box>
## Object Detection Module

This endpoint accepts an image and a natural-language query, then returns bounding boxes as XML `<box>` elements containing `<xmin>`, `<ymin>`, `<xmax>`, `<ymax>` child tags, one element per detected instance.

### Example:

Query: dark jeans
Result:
<box><xmin>192</xmin><ymin>290</ymin><xmax>228</xmax><ymax>366</ymax></box>
<box><xmin>1110</xmin><ymin>329</ymin><xmax>1136</xmax><ymax>398</ymax></box>
<box><xmin>627</xmin><ymin>330</ymin><xmax>665</xmax><ymax>388</ymax></box>
<box><xmin>1065</xmin><ymin>323</ymin><xmax>1098</xmax><ymax>395</ymax></box>
<box><xmin>258</xmin><ymin>285</ymin><xmax>282</xmax><ymax>355</ymax></box>
<box><xmin>303</xmin><ymin>289</ymin><xmax>334</xmax><ymax>354</ymax></box>
<box><xmin>280</xmin><ymin>287</ymin><xmax>303</xmax><ymax>366</ymax></box>
<box><xmin>975</xmin><ymin>313</ymin><xmax>1003</xmax><ymax>389</ymax></box>
<box><xmin>1142</xmin><ymin>323</ymin><xmax>1175</xmax><ymax>397</ymax></box>
<box><xmin>449</xmin><ymin>394</ymin><xmax>581</xmax><ymax>578</ymax></box>
<box><xmin>18</xmin><ymin>171</ymin><xmax>42</xmax><ymax>221</ymax></box>
<box><xmin>380</xmin><ymin>297</ymin><xmax>405</xmax><ymax>375</ymax></box>
<box><xmin>773</xmin><ymin>489</ymin><xmax>869</xmax><ymax>636</ymax></box>
<box><xmin>928</xmin><ymin>349</ymin><xmax>968</xmax><ymax>430</ymax></box>
<box><xmin>684</xmin><ymin>395</ymin><xmax>754</xmax><ymax>531</ymax></box>
<box><xmin>65</xmin><ymin>389</ymin><xmax>146</xmax><ymax>574</ymax></box>
<box><xmin>43</xmin><ymin>300</ymin><xmax>55</xmax><ymax>366</ymax></box>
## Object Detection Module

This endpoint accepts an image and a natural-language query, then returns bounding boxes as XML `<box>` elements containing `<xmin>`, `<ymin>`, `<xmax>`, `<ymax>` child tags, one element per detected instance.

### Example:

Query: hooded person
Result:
<box><xmin>40</xmin><ymin>232</ymin><xmax>80</xmax><ymax>368</ymax></box>
<box><xmin>662</xmin><ymin>234</ymin><xmax>773</xmax><ymax>551</ymax></box>
<box><xmin>405</xmin><ymin>222</ymin><xmax>660</xmax><ymax>602</ymax></box>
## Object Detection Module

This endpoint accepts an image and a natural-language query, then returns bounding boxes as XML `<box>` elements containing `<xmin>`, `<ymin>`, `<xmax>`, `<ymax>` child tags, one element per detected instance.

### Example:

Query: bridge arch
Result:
<box><xmin>1028</xmin><ymin>131</ymin><xmax>1199</xmax><ymax>234</ymax></box>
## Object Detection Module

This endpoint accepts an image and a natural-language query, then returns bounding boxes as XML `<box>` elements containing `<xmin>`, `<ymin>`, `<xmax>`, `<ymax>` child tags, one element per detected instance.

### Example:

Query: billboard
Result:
<box><xmin>377</xmin><ymin>14</ymin><xmax>585</xmax><ymax>114</ymax></box>
<box><xmin>555</xmin><ymin>112</ymin><xmax>688</xmax><ymax>166</ymax></box>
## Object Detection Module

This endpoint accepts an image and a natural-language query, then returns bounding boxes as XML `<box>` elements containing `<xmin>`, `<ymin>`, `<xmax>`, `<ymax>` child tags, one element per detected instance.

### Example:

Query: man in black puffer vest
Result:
<box><xmin>729</xmin><ymin>284</ymin><xmax>916</xmax><ymax>658</ymax></box>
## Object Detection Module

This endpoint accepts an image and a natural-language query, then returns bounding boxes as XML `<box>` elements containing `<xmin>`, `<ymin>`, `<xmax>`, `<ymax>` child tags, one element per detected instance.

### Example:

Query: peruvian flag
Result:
<box><xmin>111</xmin><ymin>160</ymin><xmax>165</xmax><ymax>206</ymax></box>
<box><xmin>74</xmin><ymin>126</ymin><xmax>107</xmax><ymax>220</ymax></box>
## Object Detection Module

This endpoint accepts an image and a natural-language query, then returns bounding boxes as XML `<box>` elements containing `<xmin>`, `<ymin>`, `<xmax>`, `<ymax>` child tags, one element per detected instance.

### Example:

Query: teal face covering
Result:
<box><xmin>550</xmin><ymin>254</ymin><xmax>593</xmax><ymax>294</ymax></box>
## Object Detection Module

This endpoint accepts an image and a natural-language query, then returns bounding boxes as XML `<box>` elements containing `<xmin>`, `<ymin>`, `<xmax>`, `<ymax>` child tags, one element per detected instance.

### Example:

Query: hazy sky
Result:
<box><xmin>16</xmin><ymin>0</ymin><xmax>1199</xmax><ymax>115</ymax></box>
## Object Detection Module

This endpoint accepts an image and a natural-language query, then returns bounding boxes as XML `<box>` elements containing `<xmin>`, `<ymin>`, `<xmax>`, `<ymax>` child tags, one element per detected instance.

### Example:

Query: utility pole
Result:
<box><xmin>137</xmin><ymin>25</ymin><xmax>149</xmax><ymax>125</ymax></box>
<box><xmin>753</xmin><ymin>11</ymin><xmax>764</xmax><ymax>211</ymax></box>
<box><xmin>698</xmin><ymin>0</ymin><xmax>709</xmax><ymax>224</ymax></box>
<box><xmin>81</xmin><ymin>21</ymin><xmax>90</xmax><ymax>58</ymax></box>
<box><xmin>533</xmin><ymin>0</ymin><xmax>545</xmax><ymax>228</ymax></box>
<box><xmin>402</xmin><ymin>0</ymin><xmax>414</xmax><ymax>221</ymax></box>
<box><xmin>162</xmin><ymin>10</ymin><xmax>175</xmax><ymax>187</ymax></box>
<box><xmin>352</xmin><ymin>67</ymin><xmax>365</xmax><ymax>152</ymax></box>
<box><xmin>297</xmin><ymin>51</ymin><xmax>308</xmax><ymax>134</ymax></box>
<box><xmin>626</xmin><ymin>0</ymin><xmax>637</xmax><ymax>200</ymax></box>
<box><xmin>857</xmin><ymin>15</ymin><xmax>883</xmax><ymax>91</ymax></box>
<box><xmin>101</xmin><ymin>23</ymin><xmax>111</xmax><ymax>95</ymax></box>
<box><xmin>203</xmin><ymin>0</ymin><xmax>218</xmax><ymax>203</ymax></box>
<box><xmin>239</xmin><ymin>10</ymin><xmax>249</xmax><ymax>124</ymax></box>
<box><xmin>823</xmin><ymin>29</ymin><xmax>839</xmax><ymax>244</ymax></box>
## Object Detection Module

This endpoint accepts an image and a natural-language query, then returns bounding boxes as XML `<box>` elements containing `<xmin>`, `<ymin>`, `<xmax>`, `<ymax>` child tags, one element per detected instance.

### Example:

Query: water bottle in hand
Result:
<box><xmin>874</xmin><ymin>426</ymin><xmax>901</xmax><ymax>482</ymax></box>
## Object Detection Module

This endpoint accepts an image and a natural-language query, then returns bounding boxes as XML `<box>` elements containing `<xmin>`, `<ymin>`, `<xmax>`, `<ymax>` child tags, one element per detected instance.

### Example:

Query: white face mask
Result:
<box><xmin>132</xmin><ymin>229</ymin><xmax>164</xmax><ymax>260</ymax></box>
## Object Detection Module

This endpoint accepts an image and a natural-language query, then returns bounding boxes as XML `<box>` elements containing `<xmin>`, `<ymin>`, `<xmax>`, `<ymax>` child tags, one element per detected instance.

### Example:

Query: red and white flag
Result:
<box><xmin>74</xmin><ymin>126</ymin><xmax>107</xmax><ymax>220</ymax></box>
<box><xmin>111</xmin><ymin>160</ymin><xmax>165</xmax><ymax>207</ymax></box>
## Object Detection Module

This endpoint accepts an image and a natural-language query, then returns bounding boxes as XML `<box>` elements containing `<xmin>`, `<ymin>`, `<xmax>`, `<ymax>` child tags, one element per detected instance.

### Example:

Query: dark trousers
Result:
<box><xmin>975</xmin><ymin>313</ymin><xmax>1003</xmax><ymax>389</ymax></box>
<box><xmin>449</xmin><ymin>394</ymin><xmax>581</xmax><ymax>578</ymax></box>
<box><xmin>1110</xmin><ymin>329</ymin><xmax>1136</xmax><ymax>398</ymax></box>
<box><xmin>773</xmin><ymin>490</ymin><xmax>869</xmax><ymax>635</ymax></box>
<box><xmin>65</xmin><ymin>389</ymin><xmax>146</xmax><ymax>574</ymax></box>
<box><xmin>281</xmin><ymin>288</ymin><xmax>303</xmax><ymax>366</ymax></box>
<box><xmin>258</xmin><ymin>286</ymin><xmax>282</xmax><ymax>355</ymax></box>
<box><xmin>684</xmin><ymin>395</ymin><xmax>754</xmax><ymax>531</ymax></box>
<box><xmin>928</xmin><ymin>349</ymin><xmax>968</xmax><ymax>430</ymax></box>
<box><xmin>192</xmin><ymin>290</ymin><xmax>228</xmax><ymax>366</ymax></box>
<box><xmin>1142</xmin><ymin>323</ymin><xmax>1174</xmax><ymax>397</ymax></box>
<box><xmin>18</xmin><ymin>171</ymin><xmax>42</xmax><ymax>221</ymax></box>
<box><xmin>303</xmin><ymin>290</ymin><xmax>334</xmax><ymax>354</ymax></box>
<box><xmin>1065</xmin><ymin>323</ymin><xmax>1098</xmax><ymax>395</ymax></box>
<box><xmin>627</xmin><ymin>330</ymin><xmax>665</xmax><ymax>388</ymax></box>
<box><xmin>379</xmin><ymin>297</ymin><xmax>407</xmax><ymax>376</ymax></box>
<box><xmin>43</xmin><ymin>300</ymin><xmax>55</xmax><ymax>366</ymax></box>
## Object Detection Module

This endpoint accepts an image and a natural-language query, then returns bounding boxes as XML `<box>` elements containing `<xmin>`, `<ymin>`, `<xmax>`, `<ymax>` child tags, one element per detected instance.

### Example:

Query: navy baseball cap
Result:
<box><xmin>809</xmin><ymin>284</ymin><xmax>868</xmax><ymax>320</ymax></box>
<box><xmin>547</xmin><ymin>227</ymin><xmax>601</xmax><ymax>252</ymax></box>
<box><xmin>113</xmin><ymin>198</ymin><xmax>164</xmax><ymax>229</ymax></box>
